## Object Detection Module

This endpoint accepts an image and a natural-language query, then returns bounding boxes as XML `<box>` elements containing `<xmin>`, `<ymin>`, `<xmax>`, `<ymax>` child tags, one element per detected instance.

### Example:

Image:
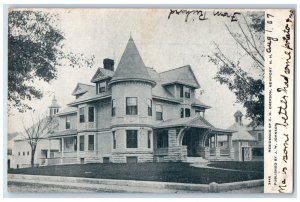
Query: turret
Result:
<box><xmin>234</xmin><ymin>110</ymin><xmax>243</xmax><ymax>126</ymax></box>
<box><xmin>49</xmin><ymin>96</ymin><xmax>61</xmax><ymax>116</ymax></box>
<box><xmin>109</xmin><ymin>36</ymin><xmax>156</xmax><ymax>127</ymax></box>
<box><xmin>108</xmin><ymin>37</ymin><xmax>156</xmax><ymax>163</ymax></box>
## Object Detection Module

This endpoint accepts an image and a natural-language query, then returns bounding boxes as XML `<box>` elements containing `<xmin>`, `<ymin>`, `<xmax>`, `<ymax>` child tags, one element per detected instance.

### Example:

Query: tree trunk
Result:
<box><xmin>31</xmin><ymin>148</ymin><xmax>36</xmax><ymax>167</ymax></box>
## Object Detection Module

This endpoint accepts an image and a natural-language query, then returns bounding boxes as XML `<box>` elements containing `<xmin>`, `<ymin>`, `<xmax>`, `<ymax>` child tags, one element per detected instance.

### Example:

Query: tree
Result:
<box><xmin>22</xmin><ymin>113</ymin><xmax>58</xmax><ymax>167</ymax></box>
<box><xmin>207</xmin><ymin>13</ymin><xmax>265</xmax><ymax>125</ymax></box>
<box><xmin>8</xmin><ymin>10</ymin><xmax>94</xmax><ymax>113</ymax></box>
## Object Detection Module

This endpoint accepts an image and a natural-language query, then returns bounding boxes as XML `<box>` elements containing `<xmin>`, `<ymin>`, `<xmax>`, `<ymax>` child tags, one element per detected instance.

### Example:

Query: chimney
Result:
<box><xmin>103</xmin><ymin>58</ymin><xmax>114</xmax><ymax>71</ymax></box>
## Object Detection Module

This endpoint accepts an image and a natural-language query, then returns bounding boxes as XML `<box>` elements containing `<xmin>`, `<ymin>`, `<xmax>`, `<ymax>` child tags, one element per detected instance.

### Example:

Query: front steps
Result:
<box><xmin>186</xmin><ymin>157</ymin><xmax>209</xmax><ymax>163</ymax></box>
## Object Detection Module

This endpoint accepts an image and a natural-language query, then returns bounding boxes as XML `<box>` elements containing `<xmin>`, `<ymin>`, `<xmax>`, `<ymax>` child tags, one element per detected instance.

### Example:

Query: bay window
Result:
<box><xmin>148</xmin><ymin>99</ymin><xmax>152</xmax><ymax>116</ymax></box>
<box><xmin>126</xmin><ymin>130</ymin><xmax>138</xmax><ymax>148</ymax></box>
<box><xmin>156</xmin><ymin>104</ymin><xmax>163</xmax><ymax>120</ymax></box>
<box><xmin>88</xmin><ymin>135</ymin><xmax>94</xmax><ymax>151</ymax></box>
<box><xmin>66</xmin><ymin>116</ymin><xmax>71</xmax><ymax>129</ymax></box>
<box><xmin>79</xmin><ymin>107</ymin><xmax>85</xmax><ymax>123</ymax></box>
<box><xmin>88</xmin><ymin>106</ymin><xmax>94</xmax><ymax>122</ymax></box>
<box><xmin>126</xmin><ymin>97</ymin><xmax>138</xmax><ymax>115</ymax></box>
<box><xmin>112</xmin><ymin>99</ymin><xmax>116</xmax><ymax>117</ymax></box>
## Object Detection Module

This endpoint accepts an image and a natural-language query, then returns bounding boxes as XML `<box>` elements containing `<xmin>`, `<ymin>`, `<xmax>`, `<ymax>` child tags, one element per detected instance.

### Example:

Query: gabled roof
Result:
<box><xmin>155</xmin><ymin>115</ymin><xmax>214</xmax><ymax>129</ymax></box>
<box><xmin>90</xmin><ymin>68</ymin><xmax>114</xmax><ymax>83</ymax></box>
<box><xmin>49</xmin><ymin>129</ymin><xmax>77</xmax><ymax>138</ymax></box>
<box><xmin>68</xmin><ymin>87</ymin><xmax>111</xmax><ymax>106</ymax></box>
<box><xmin>109</xmin><ymin>37</ymin><xmax>156</xmax><ymax>86</ymax></box>
<box><xmin>56</xmin><ymin>107</ymin><xmax>77</xmax><ymax>116</ymax></box>
<box><xmin>228</xmin><ymin>123</ymin><xmax>256</xmax><ymax>141</ymax></box>
<box><xmin>191</xmin><ymin>98</ymin><xmax>211</xmax><ymax>109</ymax></box>
<box><xmin>159</xmin><ymin>65</ymin><xmax>200</xmax><ymax>89</ymax></box>
<box><xmin>147</xmin><ymin>67</ymin><xmax>180</xmax><ymax>103</ymax></box>
<box><xmin>71</xmin><ymin>83</ymin><xmax>94</xmax><ymax>96</ymax></box>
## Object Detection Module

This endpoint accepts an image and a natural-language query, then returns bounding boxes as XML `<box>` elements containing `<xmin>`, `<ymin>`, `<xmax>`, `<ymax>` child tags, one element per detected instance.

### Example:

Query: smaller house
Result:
<box><xmin>219</xmin><ymin>111</ymin><xmax>264</xmax><ymax>161</ymax></box>
<box><xmin>9</xmin><ymin>97</ymin><xmax>61</xmax><ymax>168</ymax></box>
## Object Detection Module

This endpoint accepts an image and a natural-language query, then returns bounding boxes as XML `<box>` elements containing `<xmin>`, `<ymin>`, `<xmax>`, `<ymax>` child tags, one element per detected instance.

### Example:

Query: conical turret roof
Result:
<box><xmin>109</xmin><ymin>37</ymin><xmax>156</xmax><ymax>86</ymax></box>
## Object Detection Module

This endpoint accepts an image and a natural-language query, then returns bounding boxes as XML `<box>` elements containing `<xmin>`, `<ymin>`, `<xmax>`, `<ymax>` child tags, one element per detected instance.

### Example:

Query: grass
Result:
<box><xmin>207</xmin><ymin>161</ymin><xmax>264</xmax><ymax>172</ymax></box>
<box><xmin>8</xmin><ymin>162</ymin><xmax>263</xmax><ymax>184</ymax></box>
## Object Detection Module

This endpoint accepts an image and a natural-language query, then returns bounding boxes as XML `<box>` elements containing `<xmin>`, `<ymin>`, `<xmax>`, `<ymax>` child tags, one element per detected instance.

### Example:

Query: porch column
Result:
<box><xmin>61</xmin><ymin>137</ymin><xmax>64</xmax><ymax>164</ymax></box>
<box><xmin>214</xmin><ymin>134</ymin><xmax>218</xmax><ymax>148</ymax></box>
<box><xmin>167</xmin><ymin>128</ymin><xmax>185</xmax><ymax>162</ymax></box>
<box><xmin>228</xmin><ymin>135</ymin><xmax>232</xmax><ymax>148</ymax></box>
<box><xmin>215</xmin><ymin>133</ymin><xmax>220</xmax><ymax>158</ymax></box>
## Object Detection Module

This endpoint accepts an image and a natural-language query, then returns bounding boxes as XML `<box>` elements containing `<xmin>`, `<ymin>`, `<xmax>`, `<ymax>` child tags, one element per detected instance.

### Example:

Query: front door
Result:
<box><xmin>182</xmin><ymin>129</ymin><xmax>200</xmax><ymax>157</ymax></box>
<box><xmin>242</xmin><ymin>147</ymin><xmax>251</xmax><ymax>161</ymax></box>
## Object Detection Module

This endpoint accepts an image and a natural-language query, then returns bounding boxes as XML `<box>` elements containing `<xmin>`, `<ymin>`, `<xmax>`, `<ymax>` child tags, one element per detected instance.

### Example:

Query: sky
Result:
<box><xmin>8</xmin><ymin>9</ymin><xmax>264</xmax><ymax>133</ymax></box>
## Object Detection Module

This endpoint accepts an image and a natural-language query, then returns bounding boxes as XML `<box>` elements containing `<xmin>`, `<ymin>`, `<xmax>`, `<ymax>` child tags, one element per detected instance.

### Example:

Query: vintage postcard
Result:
<box><xmin>6</xmin><ymin>8</ymin><xmax>294</xmax><ymax>194</ymax></box>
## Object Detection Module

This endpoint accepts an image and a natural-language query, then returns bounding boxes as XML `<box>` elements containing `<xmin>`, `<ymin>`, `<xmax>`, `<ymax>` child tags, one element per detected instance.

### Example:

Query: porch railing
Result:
<box><xmin>220</xmin><ymin>148</ymin><xmax>230</xmax><ymax>156</ymax></box>
<box><xmin>154</xmin><ymin>148</ymin><xmax>168</xmax><ymax>155</ymax></box>
<box><xmin>54</xmin><ymin>151</ymin><xmax>77</xmax><ymax>158</ymax></box>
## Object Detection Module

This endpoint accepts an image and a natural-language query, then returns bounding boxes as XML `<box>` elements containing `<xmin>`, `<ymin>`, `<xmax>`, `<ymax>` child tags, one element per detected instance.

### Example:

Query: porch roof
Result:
<box><xmin>154</xmin><ymin>115</ymin><xmax>214</xmax><ymax>129</ymax></box>
<box><xmin>49</xmin><ymin>129</ymin><xmax>77</xmax><ymax>138</ymax></box>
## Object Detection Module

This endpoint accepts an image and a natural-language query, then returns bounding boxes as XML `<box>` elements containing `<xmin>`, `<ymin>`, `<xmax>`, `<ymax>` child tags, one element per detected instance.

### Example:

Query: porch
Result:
<box><xmin>42</xmin><ymin>135</ymin><xmax>79</xmax><ymax>166</ymax></box>
<box><xmin>154</xmin><ymin>116</ymin><xmax>235</xmax><ymax>162</ymax></box>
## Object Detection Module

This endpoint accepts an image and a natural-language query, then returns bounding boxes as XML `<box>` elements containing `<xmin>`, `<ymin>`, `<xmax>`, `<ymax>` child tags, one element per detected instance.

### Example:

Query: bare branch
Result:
<box><xmin>237</xmin><ymin>15</ymin><xmax>264</xmax><ymax>61</ymax></box>
<box><xmin>225</xmin><ymin>25</ymin><xmax>264</xmax><ymax>71</ymax></box>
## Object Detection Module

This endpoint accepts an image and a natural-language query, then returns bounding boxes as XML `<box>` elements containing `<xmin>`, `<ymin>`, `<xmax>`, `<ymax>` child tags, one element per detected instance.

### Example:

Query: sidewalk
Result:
<box><xmin>7</xmin><ymin>174</ymin><xmax>264</xmax><ymax>193</ymax></box>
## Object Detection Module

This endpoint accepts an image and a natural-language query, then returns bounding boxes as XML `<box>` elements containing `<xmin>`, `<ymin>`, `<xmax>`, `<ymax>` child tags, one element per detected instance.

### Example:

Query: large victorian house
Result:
<box><xmin>46</xmin><ymin>37</ymin><xmax>236</xmax><ymax>165</ymax></box>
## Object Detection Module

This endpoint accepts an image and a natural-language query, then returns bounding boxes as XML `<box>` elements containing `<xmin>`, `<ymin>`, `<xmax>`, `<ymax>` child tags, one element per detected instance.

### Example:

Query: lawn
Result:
<box><xmin>207</xmin><ymin>161</ymin><xmax>264</xmax><ymax>172</ymax></box>
<box><xmin>8</xmin><ymin>162</ymin><xmax>263</xmax><ymax>184</ymax></box>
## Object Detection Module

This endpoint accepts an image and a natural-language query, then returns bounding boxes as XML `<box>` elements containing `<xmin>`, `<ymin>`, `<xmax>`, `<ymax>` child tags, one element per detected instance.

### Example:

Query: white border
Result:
<box><xmin>1</xmin><ymin>0</ymin><xmax>299</xmax><ymax>201</ymax></box>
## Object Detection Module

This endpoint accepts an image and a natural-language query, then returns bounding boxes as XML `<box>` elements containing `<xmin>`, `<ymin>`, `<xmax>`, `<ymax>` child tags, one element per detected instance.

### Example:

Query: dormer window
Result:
<box><xmin>179</xmin><ymin>85</ymin><xmax>191</xmax><ymax>98</ymax></box>
<box><xmin>97</xmin><ymin>81</ymin><xmax>106</xmax><ymax>94</ymax></box>
<box><xmin>179</xmin><ymin>85</ymin><xmax>183</xmax><ymax>98</ymax></box>
<box><xmin>184</xmin><ymin>87</ymin><xmax>191</xmax><ymax>98</ymax></box>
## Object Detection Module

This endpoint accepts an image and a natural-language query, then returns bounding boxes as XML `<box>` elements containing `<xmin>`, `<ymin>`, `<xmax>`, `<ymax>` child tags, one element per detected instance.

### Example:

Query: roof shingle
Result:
<box><xmin>110</xmin><ymin>37</ymin><xmax>155</xmax><ymax>85</ymax></box>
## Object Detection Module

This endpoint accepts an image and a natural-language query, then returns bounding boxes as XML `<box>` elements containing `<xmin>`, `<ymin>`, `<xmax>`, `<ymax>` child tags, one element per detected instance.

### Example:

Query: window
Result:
<box><xmin>66</xmin><ymin>116</ymin><xmax>71</xmax><ymax>129</ymax></box>
<box><xmin>156</xmin><ymin>104</ymin><xmax>163</xmax><ymax>120</ymax></box>
<box><xmin>18</xmin><ymin>152</ymin><xmax>20</xmax><ymax>156</ymax></box>
<box><xmin>112</xmin><ymin>99</ymin><xmax>116</xmax><ymax>117</ymax></box>
<box><xmin>148</xmin><ymin>131</ymin><xmax>151</xmax><ymax>149</ymax></box>
<box><xmin>97</xmin><ymin>81</ymin><xmax>106</xmax><ymax>93</ymax></box>
<box><xmin>23</xmin><ymin>152</ymin><xmax>25</xmax><ymax>156</ymax></box>
<box><xmin>179</xmin><ymin>85</ymin><xmax>183</xmax><ymax>98</ymax></box>
<box><xmin>88</xmin><ymin>107</ymin><xmax>94</xmax><ymax>122</ymax></box>
<box><xmin>126</xmin><ymin>97</ymin><xmax>138</xmax><ymax>115</ymax></box>
<box><xmin>8</xmin><ymin>149</ymin><xmax>12</xmax><ymax>155</ymax></box>
<box><xmin>252</xmin><ymin>148</ymin><xmax>264</xmax><ymax>156</ymax></box>
<box><xmin>79</xmin><ymin>135</ymin><xmax>84</xmax><ymax>151</ymax></box>
<box><xmin>126</xmin><ymin>130</ymin><xmax>138</xmax><ymax>148</ymax></box>
<box><xmin>185</xmin><ymin>108</ymin><xmax>191</xmax><ymax>117</ymax></box>
<box><xmin>258</xmin><ymin>133</ymin><xmax>263</xmax><ymax>141</ymax></box>
<box><xmin>88</xmin><ymin>135</ymin><xmax>94</xmax><ymax>151</ymax></box>
<box><xmin>79</xmin><ymin>107</ymin><xmax>85</xmax><ymax>123</ymax></box>
<box><xmin>27</xmin><ymin>151</ymin><xmax>29</xmax><ymax>156</ymax></box>
<box><xmin>74</xmin><ymin>138</ymin><xmax>77</xmax><ymax>151</ymax></box>
<box><xmin>65</xmin><ymin>138</ymin><xmax>72</xmax><ymax>149</ymax></box>
<box><xmin>148</xmin><ymin>99</ymin><xmax>152</xmax><ymax>116</ymax></box>
<box><xmin>184</xmin><ymin>87</ymin><xmax>191</xmax><ymax>98</ymax></box>
<box><xmin>157</xmin><ymin>130</ymin><xmax>168</xmax><ymax>148</ymax></box>
<box><xmin>180</xmin><ymin>108</ymin><xmax>184</xmax><ymax>118</ymax></box>
<box><xmin>112</xmin><ymin>131</ymin><xmax>116</xmax><ymax>149</ymax></box>
<box><xmin>126</xmin><ymin>156</ymin><xmax>138</xmax><ymax>163</ymax></box>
